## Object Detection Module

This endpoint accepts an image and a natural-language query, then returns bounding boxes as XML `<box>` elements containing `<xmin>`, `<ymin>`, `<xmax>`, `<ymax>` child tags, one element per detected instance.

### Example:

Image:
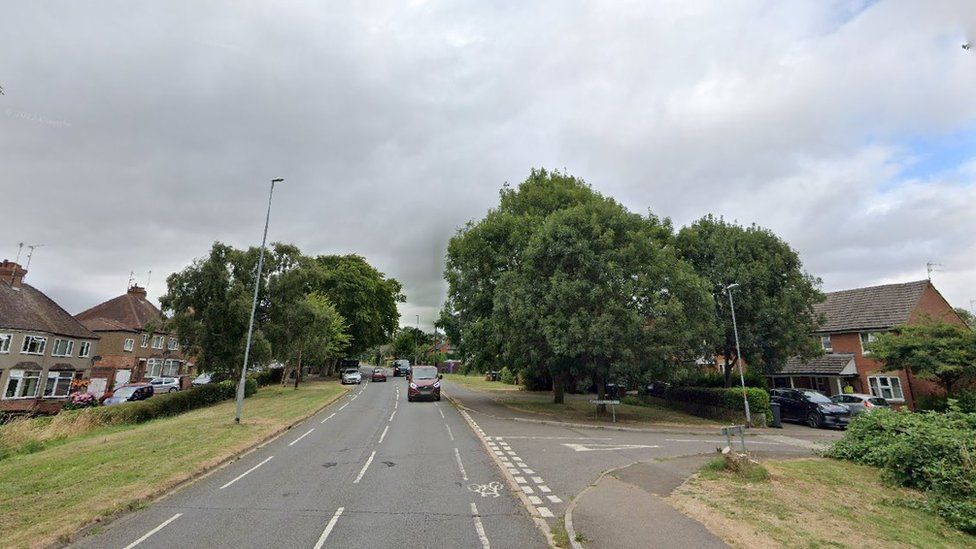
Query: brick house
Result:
<box><xmin>768</xmin><ymin>279</ymin><xmax>968</xmax><ymax>409</ymax></box>
<box><xmin>75</xmin><ymin>285</ymin><xmax>190</xmax><ymax>393</ymax></box>
<box><xmin>0</xmin><ymin>260</ymin><xmax>100</xmax><ymax>414</ymax></box>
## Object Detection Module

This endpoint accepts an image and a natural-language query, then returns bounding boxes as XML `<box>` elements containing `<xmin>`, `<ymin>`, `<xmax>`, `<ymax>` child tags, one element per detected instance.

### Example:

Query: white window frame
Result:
<box><xmin>141</xmin><ymin>334</ymin><xmax>150</xmax><ymax>348</ymax></box>
<box><xmin>163</xmin><ymin>359</ymin><xmax>181</xmax><ymax>377</ymax></box>
<box><xmin>860</xmin><ymin>332</ymin><xmax>879</xmax><ymax>356</ymax></box>
<box><xmin>78</xmin><ymin>341</ymin><xmax>91</xmax><ymax>358</ymax></box>
<box><xmin>820</xmin><ymin>335</ymin><xmax>832</xmax><ymax>353</ymax></box>
<box><xmin>123</xmin><ymin>338</ymin><xmax>135</xmax><ymax>352</ymax></box>
<box><xmin>151</xmin><ymin>335</ymin><xmax>164</xmax><ymax>349</ymax></box>
<box><xmin>147</xmin><ymin>358</ymin><xmax>163</xmax><ymax>378</ymax></box>
<box><xmin>868</xmin><ymin>375</ymin><xmax>904</xmax><ymax>402</ymax></box>
<box><xmin>4</xmin><ymin>369</ymin><xmax>42</xmax><ymax>399</ymax></box>
<box><xmin>0</xmin><ymin>333</ymin><xmax>11</xmax><ymax>353</ymax></box>
<box><xmin>43</xmin><ymin>370</ymin><xmax>74</xmax><ymax>398</ymax></box>
<box><xmin>51</xmin><ymin>338</ymin><xmax>74</xmax><ymax>357</ymax></box>
<box><xmin>167</xmin><ymin>337</ymin><xmax>178</xmax><ymax>351</ymax></box>
<box><xmin>20</xmin><ymin>335</ymin><xmax>47</xmax><ymax>355</ymax></box>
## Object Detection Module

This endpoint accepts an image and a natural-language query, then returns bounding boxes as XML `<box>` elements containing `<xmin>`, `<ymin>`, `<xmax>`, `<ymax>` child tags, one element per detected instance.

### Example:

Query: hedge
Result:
<box><xmin>251</xmin><ymin>368</ymin><xmax>284</xmax><ymax>386</ymax></box>
<box><xmin>665</xmin><ymin>386</ymin><xmax>772</xmax><ymax>425</ymax></box>
<box><xmin>89</xmin><ymin>379</ymin><xmax>257</xmax><ymax>426</ymax></box>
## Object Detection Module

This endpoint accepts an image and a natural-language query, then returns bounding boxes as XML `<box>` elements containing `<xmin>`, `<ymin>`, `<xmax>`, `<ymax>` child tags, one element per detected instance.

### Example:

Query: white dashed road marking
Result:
<box><xmin>123</xmin><ymin>513</ymin><xmax>182</xmax><ymax>549</ymax></box>
<box><xmin>219</xmin><ymin>456</ymin><xmax>274</xmax><ymax>490</ymax></box>
<box><xmin>454</xmin><ymin>447</ymin><xmax>468</xmax><ymax>481</ymax></box>
<box><xmin>353</xmin><ymin>451</ymin><xmax>377</xmax><ymax>484</ymax></box>
<box><xmin>288</xmin><ymin>428</ymin><xmax>315</xmax><ymax>446</ymax></box>
<box><xmin>313</xmin><ymin>507</ymin><xmax>344</xmax><ymax>549</ymax></box>
<box><xmin>471</xmin><ymin>503</ymin><xmax>491</xmax><ymax>549</ymax></box>
<box><xmin>378</xmin><ymin>425</ymin><xmax>389</xmax><ymax>444</ymax></box>
<box><xmin>537</xmin><ymin>507</ymin><xmax>554</xmax><ymax>518</ymax></box>
<box><xmin>445</xmin><ymin>424</ymin><xmax>455</xmax><ymax>441</ymax></box>
<box><xmin>320</xmin><ymin>412</ymin><xmax>336</xmax><ymax>424</ymax></box>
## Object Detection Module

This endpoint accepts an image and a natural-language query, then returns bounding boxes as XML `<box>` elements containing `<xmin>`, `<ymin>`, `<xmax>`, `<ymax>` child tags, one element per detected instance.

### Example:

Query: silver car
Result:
<box><xmin>341</xmin><ymin>369</ymin><xmax>362</xmax><ymax>385</ymax></box>
<box><xmin>831</xmin><ymin>393</ymin><xmax>889</xmax><ymax>415</ymax></box>
<box><xmin>148</xmin><ymin>376</ymin><xmax>181</xmax><ymax>393</ymax></box>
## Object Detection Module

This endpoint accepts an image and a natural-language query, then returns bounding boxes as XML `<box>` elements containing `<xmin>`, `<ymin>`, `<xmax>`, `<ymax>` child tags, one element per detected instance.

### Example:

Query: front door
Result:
<box><xmin>114</xmin><ymin>369</ymin><xmax>131</xmax><ymax>387</ymax></box>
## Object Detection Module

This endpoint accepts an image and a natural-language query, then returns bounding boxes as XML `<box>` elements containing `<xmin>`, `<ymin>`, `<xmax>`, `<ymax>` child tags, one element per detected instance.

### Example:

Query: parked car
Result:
<box><xmin>831</xmin><ymin>393</ymin><xmax>890</xmax><ymax>415</ymax></box>
<box><xmin>485</xmin><ymin>370</ymin><xmax>500</xmax><ymax>382</ymax></box>
<box><xmin>644</xmin><ymin>381</ymin><xmax>671</xmax><ymax>398</ymax></box>
<box><xmin>371</xmin><ymin>368</ymin><xmax>387</xmax><ymax>382</ymax></box>
<box><xmin>148</xmin><ymin>376</ymin><xmax>181</xmax><ymax>393</ymax></box>
<box><xmin>770</xmin><ymin>388</ymin><xmax>851</xmax><ymax>429</ymax></box>
<box><xmin>341</xmin><ymin>369</ymin><xmax>362</xmax><ymax>385</ymax></box>
<box><xmin>103</xmin><ymin>383</ymin><xmax>154</xmax><ymax>406</ymax></box>
<box><xmin>191</xmin><ymin>373</ymin><xmax>212</xmax><ymax>387</ymax></box>
<box><xmin>407</xmin><ymin>365</ymin><xmax>441</xmax><ymax>402</ymax></box>
<box><xmin>392</xmin><ymin>359</ymin><xmax>410</xmax><ymax>377</ymax></box>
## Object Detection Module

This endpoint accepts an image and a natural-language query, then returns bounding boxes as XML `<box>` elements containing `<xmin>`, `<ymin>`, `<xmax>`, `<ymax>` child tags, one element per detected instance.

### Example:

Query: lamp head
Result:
<box><xmin>726</xmin><ymin>283</ymin><xmax>740</xmax><ymax>291</ymax></box>
<box><xmin>271</xmin><ymin>178</ymin><xmax>284</xmax><ymax>183</ymax></box>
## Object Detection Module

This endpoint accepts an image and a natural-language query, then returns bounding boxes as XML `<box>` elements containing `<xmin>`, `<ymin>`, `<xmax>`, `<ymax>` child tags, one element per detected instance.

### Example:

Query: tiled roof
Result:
<box><xmin>778</xmin><ymin>353</ymin><xmax>856</xmax><ymax>375</ymax></box>
<box><xmin>75</xmin><ymin>286</ymin><xmax>164</xmax><ymax>332</ymax></box>
<box><xmin>815</xmin><ymin>280</ymin><xmax>929</xmax><ymax>333</ymax></box>
<box><xmin>0</xmin><ymin>282</ymin><xmax>98</xmax><ymax>339</ymax></box>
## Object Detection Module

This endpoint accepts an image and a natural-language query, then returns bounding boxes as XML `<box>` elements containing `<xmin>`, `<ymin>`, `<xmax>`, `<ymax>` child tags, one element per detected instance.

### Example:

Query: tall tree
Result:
<box><xmin>869</xmin><ymin>319</ymin><xmax>976</xmax><ymax>395</ymax></box>
<box><xmin>954</xmin><ymin>307</ymin><xmax>976</xmax><ymax>330</ymax></box>
<box><xmin>675</xmin><ymin>215</ymin><xmax>825</xmax><ymax>386</ymax></box>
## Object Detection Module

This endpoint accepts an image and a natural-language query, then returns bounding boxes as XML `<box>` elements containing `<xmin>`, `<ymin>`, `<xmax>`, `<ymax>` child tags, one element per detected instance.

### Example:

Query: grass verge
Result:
<box><xmin>671</xmin><ymin>457</ymin><xmax>976</xmax><ymax>548</ymax></box>
<box><xmin>496</xmin><ymin>395</ymin><xmax>719</xmax><ymax>427</ymax></box>
<box><xmin>442</xmin><ymin>373</ymin><xmax>524</xmax><ymax>393</ymax></box>
<box><xmin>0</xmin><ymin>381</ymin><xmax>347</xmax><ymax>549</ymax></box>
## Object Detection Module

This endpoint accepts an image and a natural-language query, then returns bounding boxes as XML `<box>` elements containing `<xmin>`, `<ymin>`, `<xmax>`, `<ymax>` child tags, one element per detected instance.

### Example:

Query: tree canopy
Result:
<box><xmin>869</xmin><ymin>318</ymin><xmax>976</xmax><ymax>394</ymax></box>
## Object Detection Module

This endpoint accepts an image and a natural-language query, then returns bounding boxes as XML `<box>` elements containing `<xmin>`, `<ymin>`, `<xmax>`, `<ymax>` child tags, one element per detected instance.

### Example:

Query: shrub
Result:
<box><xmin>251</xmin><ymin>368</ymin><xmax>284</xmax><ymax>386</ymax></box>
<box><xmin>671</xmin><ymin>370</ymin><xmax>768</xmax><ymax>389</ymax></box>
<box><xmin>62</xmin><ymin>392</ymin><xmax>99</xmax><ymax>410</ymax></box>
<box><xmin>91</xmin><ymin>382</ymin><xmax>256</xmax><ymax>426</ymax></box>
<box><xmin>499</xmin><ymin>366</ymin><xmax>517</xmax><ymax>385</ymax></box>
<box><xmin>667</xmin><ymin>386</ymin><xmax>772</xmax><ymax>422</ymax></box>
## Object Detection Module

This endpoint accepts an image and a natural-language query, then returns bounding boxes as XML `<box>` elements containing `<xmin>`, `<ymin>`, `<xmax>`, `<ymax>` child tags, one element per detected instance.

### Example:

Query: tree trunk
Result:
<box><xmin>553</xmin><ymin>369</ymin><xmax>566</xmax><ymax>404</ymax></box>
<box><xmin>723</xmin><ymin>354</ymin><xmax>733</xmax><ymax>388</ymax></box>
<box><xmin>294</xmin><ymin>348</ymin><xmax>302</xmax><ymax>390</ymax></box>
<box><xmin>595</xmin><ymin>363</ymin><xmax>607</xmax><ymax>414</ymax></box>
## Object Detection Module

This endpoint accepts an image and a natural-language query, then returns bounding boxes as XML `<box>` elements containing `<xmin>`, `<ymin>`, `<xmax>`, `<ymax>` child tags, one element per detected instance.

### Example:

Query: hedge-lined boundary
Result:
<box><xmin>89</xmin><ymin>379</ymin><xmax>258</xmax><ymax>426</ymax></box>
<box><xmin>633</xmin><ymin>386</ymin><xmax>772</xmax><ymax>425</ymax></box>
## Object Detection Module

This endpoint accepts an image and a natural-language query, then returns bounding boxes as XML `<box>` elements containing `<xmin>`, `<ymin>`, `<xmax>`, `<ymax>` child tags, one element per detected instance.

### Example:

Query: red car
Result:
<box><xmin>407</xmin><ymin>366</ymin><xmax>441</xmax><ymax>402</ymax></box>
<box><xmin>371</xmin><ymin>368</ymin><xmax>387</xmax><ymax>382</ymax></box>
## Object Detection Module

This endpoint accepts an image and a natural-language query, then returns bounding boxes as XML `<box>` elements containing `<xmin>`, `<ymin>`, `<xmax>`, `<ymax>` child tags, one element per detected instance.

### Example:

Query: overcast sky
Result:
<box><xmin>2</xmin><ymin>1</ymin><xmax>975</xmax><ymax>329</ymax></box>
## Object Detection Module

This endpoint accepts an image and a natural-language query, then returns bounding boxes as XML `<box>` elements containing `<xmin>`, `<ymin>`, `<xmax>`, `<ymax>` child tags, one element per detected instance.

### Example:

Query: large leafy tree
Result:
<box><xmin>391</xmin><ymin>327</ymin><xmax>430</xmax><ymax>362</ymax></box>
<box><xmin>675</xmin><ymin>215</ymin><xmax>824</xmax><ymax>386</ymax></box>
<box><xmin>869</xmin><ymin>319</ymin><xmax>976</xmax><ymax>395</ymax></box>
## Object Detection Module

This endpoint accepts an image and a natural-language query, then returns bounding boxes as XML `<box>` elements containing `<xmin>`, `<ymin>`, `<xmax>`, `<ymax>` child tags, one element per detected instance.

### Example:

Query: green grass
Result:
<box><xmin>672</xmin><ymin>457</ymin><xmax>976</xmax><ymax>548</ymax></box>
<box><xmin>0</xmin><ymin>381</ymin><xmax>347</xmax><ymax>549</ymax></box>
<box><xmin>496</xmin><ymin>394</ymin><xmax>720</xmax><ymax>426</ymax></box>
<box><xmin>442</xmin><ymin>373</ymin><xmax>524</xmax><ymax>393</ymax></box>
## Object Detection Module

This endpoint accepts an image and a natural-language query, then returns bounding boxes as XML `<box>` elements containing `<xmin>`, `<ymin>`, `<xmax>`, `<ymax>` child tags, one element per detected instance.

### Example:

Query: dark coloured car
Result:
<box><xmin>392</xmin><ymin>359</ymin><xmax>411</xmax><ymax>377</ymax></box>
<box><xmin>770</xmin><ymin>388</ymin><xmax>851</xmax><ymax>428</ymax></box>
<box><xmin>407</xmin><ymin>366</ymin><xmax>441</xmax><ymax>402</ymax></box>
<box><xmin>103</xmin><ymin>383</ymin><xmax>154</xmax><ymax>406</ymax></box>
<box><xmin>371</xmin><ymin>368</ymin><xmax>387</xmax><ymax>382</ymax></box>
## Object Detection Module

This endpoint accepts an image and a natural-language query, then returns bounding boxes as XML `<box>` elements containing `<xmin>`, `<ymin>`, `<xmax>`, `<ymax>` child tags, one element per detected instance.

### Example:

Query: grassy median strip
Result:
<box><xmin>671</xmin><ymin>457</ymin><xmax>976</xmax><ymax>548</ymax></box>
<box><xmin>0</xmin><ymin>381</ymin><xmax>347</xmax><ymax>549</ymax></box>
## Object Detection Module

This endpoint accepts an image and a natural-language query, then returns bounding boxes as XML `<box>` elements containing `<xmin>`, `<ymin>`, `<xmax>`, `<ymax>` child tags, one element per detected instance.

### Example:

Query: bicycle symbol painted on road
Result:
<box><xmin>467</xmin><ymin>481</ymin><xmax>504</xmax><ymax>498</ymax></box>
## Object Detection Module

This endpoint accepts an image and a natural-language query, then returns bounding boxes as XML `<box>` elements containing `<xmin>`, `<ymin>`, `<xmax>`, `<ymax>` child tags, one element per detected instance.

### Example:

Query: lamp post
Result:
<box><xmin>414</xmin><ymin>315</ymin><xmax>420</xmax><ymax>365</ymax></box>
<box><xmin>235</xmin><ymin>178</ymin><xmax>283</xmax><ymax>424</ymax></box>
<box><xmin>725</xmin><ymin>283</ymin><xmax>752</xmax><ymax>426</ymax></box>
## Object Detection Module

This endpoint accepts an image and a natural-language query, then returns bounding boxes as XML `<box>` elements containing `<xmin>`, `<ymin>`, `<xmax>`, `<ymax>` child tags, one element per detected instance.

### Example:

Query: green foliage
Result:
<box><xmin>667</xmin><ymin>386</ymin><xmax>772</xmax><ymax>420</ymax></box>
<box><xmin>701</xmin><ymin>456</ymin><xmax>770</xmax><ymax>483</ymax></box>
<box><xmin>499</xmin><ymin>366</ymin><xmax>517</xmax><ymax>385</ymax></box>
<box><xmin>868</xmin><ymin>318</ymin><xmax>976</xmax><ymax>394</ymax></box>
<box><xmin>675</xmin><ymin>215</ymin><xmax>825</xmax><ymax>382</ymax></box>
<box><xmin>671</xmin><ymin>370</ymin><xmax>768</xmax><ymax>389</ymax></box>
<box><xmin>954</xmin><ymin>307</ymin><xmax>976</xmax><ymax>330</ymax></box>
<box><xmin>826</xmin><ymin>409</ymin><xmax>976</xmax><ymax>533</ymax></box>
<box><xmin>392</xmin><ymin>327</ymin><xmax>429</xmax><ymax>361</ymax></box>
<box><xmin>91</xmin><ymin>382</ymin><xmax>256</xmax><ymax>426</ymax></box>
<box><xmin>251</xmin><ymin>368</ymin><xmax>284</xmax><ymax>386</ymax></box>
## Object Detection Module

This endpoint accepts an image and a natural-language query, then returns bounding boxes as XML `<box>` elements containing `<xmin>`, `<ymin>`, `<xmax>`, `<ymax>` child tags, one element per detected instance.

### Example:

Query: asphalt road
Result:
<box><xmin>72</xmin><ymin>371</ymin><xmax>547</xmax><ymax>549</ymax></box>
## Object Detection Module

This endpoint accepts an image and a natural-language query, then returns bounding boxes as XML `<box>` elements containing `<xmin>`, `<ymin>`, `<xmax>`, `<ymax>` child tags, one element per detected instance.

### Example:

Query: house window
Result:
<box><xmin>123</xmin><ymin>338</ymin><xmax>135</xmax><ymax>352</ymax></box>
<box><xmin>860</xmin><ymin>332</ymin><xmax>879</xmax><ymax>355</ymax></box>
<box><xmin>0</xmin><ymin>333</ymin><xmax>11</xmax><ymax>353</ymax></box>
<box><xmin>4</xmin><ymin>369</ymin><xmax>41</xmax><ymax>399</ymax></box>
<box><xmin>141</xmin><ymin>334</ymin><xmax>150</xmax><ymax>348</ymax></box>
<box><xmin>868</xmin><ymin>375</ymin><xmax>904</xmax><ymax>402</ymax></box>
<box><xmin>167</xmin><ymin>338</ymin><xmax>178</xmax><ymax>351</ymax></box>
<box><xmin>20</xmin><ymin>335</ymin><xmax>47</xmax><ymax>355</ymax></box>
<box><xmin>43</xmin><ymin>370</ymin><xmax>74</xmax><ymax>397</ymax></box>
<box><xmin>151</xmin><ymin>335</ymin><xmax>164</xmax><ymax>349</ymax></box>
<box><xmin>51</xmin><ymin>339</ymin><xmax>74</xmax><ymax>357</ymax></box>
<box><xmin>147</xmin><ymin>358</ymin><xmax>163</xmax><ymax>378</ymax></box>
<box><xmin>78</xmin><ymin>341</ymin><xmax>91</xmax><ymax>358</ymax></box>
<box><xmin>820</xmin><ymin>335</ymin><xmax>832</xmax><ymax>353</ymax></box>
<box><xmin>163</xmin><ymin>359</ymin><xmax>181</xmax><ymax>376</ymax></box>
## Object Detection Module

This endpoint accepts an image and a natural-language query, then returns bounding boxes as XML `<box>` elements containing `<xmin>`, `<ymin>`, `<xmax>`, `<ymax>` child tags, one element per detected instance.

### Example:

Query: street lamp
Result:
<box><xmin>235</xmin><ymin>178</ymin><xmax>283</xmax><ymax>424</ymax></box>
<box><xmin>414</xmin><ymin>315</ymin><xmax>420</xmax><ymax>366</ymax></box>
<box><xmin>725</xmin><ymin>283</ymin><xmax>752</xmax><ymax>426</ymax></box>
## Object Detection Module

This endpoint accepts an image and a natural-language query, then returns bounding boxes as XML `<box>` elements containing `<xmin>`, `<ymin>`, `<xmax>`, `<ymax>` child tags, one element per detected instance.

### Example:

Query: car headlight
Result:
<box><xmin>433</xmin><ymin>381</ymin><xmax>441</xmax><ymax>389</ymax></box>
<box><xmin>409</xmin><ymin>383</ymin><xmax>418</xmax><ymax>389</ymax></box>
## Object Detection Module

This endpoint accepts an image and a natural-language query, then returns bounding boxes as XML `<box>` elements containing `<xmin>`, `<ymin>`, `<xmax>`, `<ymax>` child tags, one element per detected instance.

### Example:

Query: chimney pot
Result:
<box><xmin>0</xmin><ymin>260</ymin><xmax>27</xmax><ymax>289</ymax></box>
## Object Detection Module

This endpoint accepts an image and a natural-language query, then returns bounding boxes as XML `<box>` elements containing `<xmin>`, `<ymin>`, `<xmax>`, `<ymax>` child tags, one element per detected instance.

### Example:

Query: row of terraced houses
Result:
<box><xmin>0</xmin><ymin>260</ymin><xmax>191</xmax><ymax>415</ymax></box>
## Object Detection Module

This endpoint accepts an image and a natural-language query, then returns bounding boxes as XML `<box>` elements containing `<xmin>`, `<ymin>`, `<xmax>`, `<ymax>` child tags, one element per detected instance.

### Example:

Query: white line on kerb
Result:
<box><xmin>122</xmin><ymin>513</ymin><xmax>182</xmax><ymax>549</ymax></box>
<box><xmin>389</xmin><ymin>410</ymin><xmax>397</xmax><ymax>422</ymax></box>
<box><xmin>353</xmin><ymin>450</ymin><xmax>377</xmax><ymax>484</ymax></box>
<box><xmin>471</xmin><ymin>503</ymin><xmax>491</xmax><ymax>549</ymax></box>
<box><xmin>320</xmin><ymin>412</ymin><xmax>336</xmax><ymax>424</ymax></box>
<box><xmin>313</xmin><ymin>507</ymin><xmax>344</xmax><ymax>549</ymax></box>
<box><xmin>445</xmin><ymin>424</ymin><xmax>454</xmax><ymax>441</ymax></box>
<box><xmin>454</xmin><ymin>447</ymin><xmax>468</xmax><ymax>480</ymax></box>
<box><xmin>219</xmin><ymin>456</ymin><xmax>274</xmax><ymax>489</ymax></box>
<box><xmin>288</xmin><ymin>428</ymin><xmax>315</xmax><ymax>446</ymax></box>
<box><xmin>378</xmin><ymin>425</ymin><xmax>390</xmax><ymax>444</ymax></box>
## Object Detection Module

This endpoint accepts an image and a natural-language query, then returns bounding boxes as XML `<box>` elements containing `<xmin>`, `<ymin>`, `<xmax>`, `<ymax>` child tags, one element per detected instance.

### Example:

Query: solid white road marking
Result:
<box><xmin>471</xmin><ymin>503</ymin><xmax>491</xmax><ymax>549</ymax></box>
<box><xmin>378</xmin><ymin>425</ymin><xmax>390</xmax><ymax>444</ymax></box>
<box><xmin>320</xmin><ymin>412</ymin><xmax>337</xmax><ymax>424</ymax></box>
<box><xmin>445</xmin><ymin>424</ymin><xmax>455</xmax><ymax>441</ymax></box>
<box><xmin>547</xmin><ymin>495</ymin><xmax>563</xmax><ymax>504</ymax></box>
<box><xmin>538</xmin><ymin>506</ymin><xmax>554</xmax><ymax>518</ymax></box>
<box><xmin>562</xmin><ymin>443</ymin><xmax>661</xmax><ymax>452</ymax></box>
<box><xmin>219</xmin><ymin>456</ymin><xmax>274</xmax><ymax>490</ymax></box>
<box><xmin>353</xmin><ymin>451</ymin><xmax>377</xmax><ymax>484</ymax></box>
<box><xmin>454</xmin><ymin>447</ymin><xmax>469</xmax><ymax>480</ymax></box>
<box><xmin>313</xmin><ymin>507</ymin><xmax>344</xmax><ymax>549</ymax></box>
<box><xmin>528</xmin><ymin>496</ymin><xmax>543</xmax><ymax>505</ymax></box>
<box><xmin>389</xmin><ymin>410</ymin><xmax>397</xmax><ymax>422</ymax></box>
<box><xmin>665</xmin><ymin>438</ymin><xmax>780</xmax><ymax>445</ymax></box>
<box><xmin>492</xmin><ymin>436</ymin><xmax>613</xmax><ymax>440</ymax></box>
<box><xmin>122</xmin><ymin>513</ymin><xmax>182</xmax><ymax>549</ymax></box>
<box><xmin>288</xmin><ymin>428</ymin><xmax>315</xmax><ymax>446</ymax></box>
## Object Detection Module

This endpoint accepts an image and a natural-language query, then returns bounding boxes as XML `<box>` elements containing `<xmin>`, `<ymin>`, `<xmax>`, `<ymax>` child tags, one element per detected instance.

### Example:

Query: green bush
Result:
<box><xmin>251</xmin><ymin>368</ymin><xmax>284</xmax><ymax>386</ymax></box>
<box><xmin>671</xmin><ymin>370</ymin><xmax>768</xmax><ymax>389</ymax></box>
<box><xmin>498</xmin><ymin>366</ymin><xmax>517</xmax><ymax>385</ymax></box>
<box><xmin>667</xmin><ymin>386</ymin><xmax>772</xmax><ymax>422</ymax></box>
<box><xmin>91</xmin><ymin>382</ymin><xmax>256</xmax><ymax>426</ymax></box>
<box><xmin>826</xmin><ymin>409</ymin><xmax>976</xmax><ymax>533</ymax></box>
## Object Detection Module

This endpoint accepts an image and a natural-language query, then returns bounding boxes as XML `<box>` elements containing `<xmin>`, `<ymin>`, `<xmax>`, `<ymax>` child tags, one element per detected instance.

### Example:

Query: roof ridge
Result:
<box><xmin>825</xmin><ymin>279</ymin><xmax>928</xmax><ymax>296</ymax></box>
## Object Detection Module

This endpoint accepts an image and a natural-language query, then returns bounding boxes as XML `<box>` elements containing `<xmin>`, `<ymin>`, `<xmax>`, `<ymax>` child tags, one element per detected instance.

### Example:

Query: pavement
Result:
<box><xmin>71</xmin><ymin>371</ymin><xmax>547</xmax><ymax>549</ymax></box>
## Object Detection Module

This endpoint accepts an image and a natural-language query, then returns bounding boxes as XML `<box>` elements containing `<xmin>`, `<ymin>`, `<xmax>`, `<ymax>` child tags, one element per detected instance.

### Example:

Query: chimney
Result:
<box><xmin>0</xmin><ymin>260</ymin><xmax>27</xmax><ymax>289</ymax></box>
<box><xmin>128</xmin><ymin>284</ymin><xmax>148</xmax><ymax>297</ymax></box>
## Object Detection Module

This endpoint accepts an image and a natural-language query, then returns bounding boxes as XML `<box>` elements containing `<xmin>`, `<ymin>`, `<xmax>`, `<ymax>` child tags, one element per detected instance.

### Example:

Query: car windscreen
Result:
<box><xmin>412</xmin><ymin>367</ymin><xmax>438</xmax><ymax>380</ymax></box>
<box><xmin>113</xmin><ymin>387</ymin><xmax>138</xmax><ymax>398</ymax></box>
<box><xmin>374</xmin><ymin>369</ymin><xmax>383</xmax><ymax>373</ymax></box>
<box><xmin>803</xmin><ymin>391</ymin><xmax>832</xmax><ymax>403</ymax></box>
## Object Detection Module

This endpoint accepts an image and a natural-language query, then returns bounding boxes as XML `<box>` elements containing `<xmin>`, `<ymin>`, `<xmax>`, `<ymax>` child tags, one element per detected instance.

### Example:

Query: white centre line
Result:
<box><xmin>389</xmin><ymin>410</ymin><xmax>397</xmax><ymax>422</ymax></box>
<box><xmin>454</xmin><ymin>447</ymin><xmax>468</xmax><ymax>480</ymax></box>
<box><xmin>320</xmin><ymin>412</ymin><xmax>337</xmax><ymax>424</ymax></box>
<box><xmin>378</xmin><ymin>425</ymin><xmax>390</xmax><ymax>444</ymax></box>
<box><xmin>353</xmin><ymin>450</ymin><xmax>377</xmax><ymax>484</ymax></box>
<box><xmin>471</xmin><ymin>503</ymin><xmax>491</xmax><ymax>549</ymax></box>
<box><xmin>122</xmin><ymin>513</ymin><xmax>182</xmax><ymax>549</ymax></box>
<box><xmin>445</xmin><ymin>424</ymin><xmax>454</xmax><ymax>441</ymax></box>
<box><xmin>438</xmin><ymin>407</ymin><xmax>445</xmax><ymax>419</ymax></box>
<box><xmin>219</xmin><ymin>456</ymin><xmax>274</xmax><ymax>490</ymax></box>
<box><xmin>313</xmin><ymin>507</ymin><xmax>345</xmax><ymax>549</ymax></box>
<box><xmin>288</xmin><ymin>428</ymin><xmax>315</xmax><ymax>446</ymax></box>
